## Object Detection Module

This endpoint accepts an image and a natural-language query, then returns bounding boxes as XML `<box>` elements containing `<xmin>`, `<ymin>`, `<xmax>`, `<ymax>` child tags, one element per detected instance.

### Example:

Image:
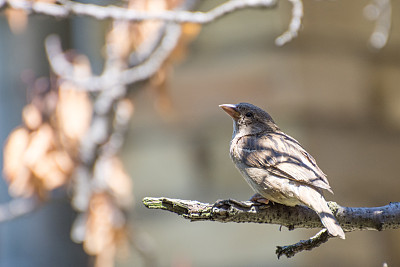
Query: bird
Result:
<box><xmin>219</xmin><ymin>102</ymin><xmax>345</xmax><ymax>239</ymax></box>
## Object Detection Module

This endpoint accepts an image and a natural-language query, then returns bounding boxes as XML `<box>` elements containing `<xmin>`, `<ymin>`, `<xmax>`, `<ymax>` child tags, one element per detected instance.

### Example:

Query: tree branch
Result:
<box><xmin>276</xmin><ymin>229</ymin><xmax>331</xmax><ymax>259</ymax></box>
<box><xmin>6</xmin><ymin>0</ymin><xmax>305</xmax><ymax>50</ymax></box>
<box><xmin>143</xmin><ymin>197</ymin><xmax>400</xmax><ymax>257</ymax></box>
<box><xmin>1</xmin><ymin>0</ymin><xmax>278</xmax><ymax>23</ymax></box>
<box><xmin>275</xmin><ymin>0</ymin><xmax>303</xmax><ymax>46</ymax></box>
<box><xmin>40</xmin><ymin>0</ymin><xmax>305</xmax><ymax>92</ymax></box>
<box><xmin>143</xmin><ymin>197</ymin><xmax>400</xmax><ymax>231</ymax></box>
<box><xmin>45</xmin><ymin>22</ymin><xmax>182</xmax><ymax>92</ymax></box>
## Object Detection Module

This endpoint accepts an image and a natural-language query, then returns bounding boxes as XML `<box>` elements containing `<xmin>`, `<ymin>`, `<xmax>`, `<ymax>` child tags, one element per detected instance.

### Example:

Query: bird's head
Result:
<box><xmin>219</xmin><ymin>103</ymin><xmax>279</xmax><ymax>136</ymax></box>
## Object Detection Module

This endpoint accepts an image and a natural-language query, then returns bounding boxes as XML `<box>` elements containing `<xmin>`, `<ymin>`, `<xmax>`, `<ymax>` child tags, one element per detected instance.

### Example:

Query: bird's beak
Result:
<box><xmin>219</xmin><ymin>104</ymin><xmax>240</xmax><ymax>120</ymax></box>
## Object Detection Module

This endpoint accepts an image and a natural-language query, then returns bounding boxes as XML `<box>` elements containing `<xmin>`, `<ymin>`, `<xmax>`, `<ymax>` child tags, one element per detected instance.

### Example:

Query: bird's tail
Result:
<box><xmin>301</xmin><ymin>189</ymin><xmax>345</xmax><ymax>239</ymax></box>
<box><xmin>317</xmin><ymin>206</ymin><xmax>345</xmax><ymax>239</ymax></box>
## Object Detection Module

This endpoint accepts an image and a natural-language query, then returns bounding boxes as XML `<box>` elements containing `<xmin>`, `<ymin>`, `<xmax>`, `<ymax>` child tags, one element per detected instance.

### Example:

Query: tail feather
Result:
<box><xmin>300</xmin><ymin>188</ymin><xmax>345</xmax><ymax>239</ymax></box>
<box><xmin>318</xmin><ymin>209</ymin><xmax>345</xmax><ymax>239</ymax></box>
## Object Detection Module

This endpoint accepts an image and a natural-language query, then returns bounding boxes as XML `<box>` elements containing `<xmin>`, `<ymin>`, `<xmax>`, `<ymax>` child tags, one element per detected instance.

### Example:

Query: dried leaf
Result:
<box><xmin>169</xmin><ymin>23</ymin><xmax>202</xmax><ymax>63</ymax></box>
<box><xmin>8</xmin><ymin>166</ymin><xmax>34</xmax><ymax>197</ymax></box>
<box><xmin>36</xmin><ymin>150</ymin><xmax>74</xmax><ymax>190</ymax></box>
<box><xmin>3</xmin><ymin>127</ymin><xmax>30</xmax><ymax>181</ymax></box>
<box><xmin>5</xmin><ymin>8</ymin><xmax>28</xmax><ymax>34</ymax></box>
<box><xmin>182</xmin><ymin>22</ymin><xmax>202</xmax><ymax>40</ymax></box>
<box><xmin>107</xmin><ymin>157</ymin><xmax>133</xmax><ymax>207</ymax></box>
<box><xmin>129</xmin><ymin>0</ymin><xmax>167</xmax><ymax>51</ymax></box>
<box><xmin>84</xmin><ymin>193</ymin><xmax>125</xmax><ymax>256</ymax></box>
<box><xmin>93</xmin><ymin>156</ymin><xmax>133</xmax><ymax>207</ymax></box>
<box><xmin>3</xmin><ymin>128</ymin><xmax>36</xmax><ymax>197</ymax></box>
<box><xmin>57</xmin><ymin>82</ymin><xmax>92</xmax><ymax>144</ymax></box>
<box><xmin>150</xmin><ymin>66</ymin><xmax>174</xmax><ymax>118</ymax></box>
<box><xmin>32</xmin><ymin>152</ymin><xmax>68</xmax><ymax>190</ymax></box>
<box><xmin>73</xmin><ymin>54</ymin><xmax>92</xmax><ymax>80</ymax></box>
<box><xmin>115</xmin><ymin>99</ymin><xmax>134</xmax><ymax>125</ymax></box>
<box><xmin>22</xmin><ymin>104</ymin><xmax>42</xmax><ymax>131</ymax></box>
<box><xmin>107</xmin><ymin>22</ymin><xmax>132</xmax><ymax>61</ymax></box>
<box><xmin>24</xmin><ymin>123</ymin><xmax>54</xmax><ymax>169</ymax></box>
<box><xmin>52</xmin><ymin>150</ymin><xmax>74</xmax><ymax>174</ymax></box>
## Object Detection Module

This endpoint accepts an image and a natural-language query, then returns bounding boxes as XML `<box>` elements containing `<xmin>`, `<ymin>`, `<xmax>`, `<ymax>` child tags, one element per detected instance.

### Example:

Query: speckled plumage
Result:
<box><xmin>220</xmin><ymin>102</ymin><xmax>345</xmax><ymax>239</ymax></box>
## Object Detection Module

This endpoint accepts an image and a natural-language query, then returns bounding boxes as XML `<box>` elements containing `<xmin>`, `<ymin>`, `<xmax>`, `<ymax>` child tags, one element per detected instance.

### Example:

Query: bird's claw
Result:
<box><xmin>214</xmin><ymin>199</ymin><xmax>254</xmax><ymax>209</ymax></box>
<box><xmin>249</xmin><ymin>193</ymin><xmax>270</xmax><ymax>205</ymax></box>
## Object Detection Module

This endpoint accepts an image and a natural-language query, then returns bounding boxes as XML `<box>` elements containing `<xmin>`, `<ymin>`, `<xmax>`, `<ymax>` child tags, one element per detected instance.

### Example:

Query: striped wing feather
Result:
<box><xmin>237</xmin><ymin>132</ymin><xmax>333</xmax><ymax>193</ymax></box>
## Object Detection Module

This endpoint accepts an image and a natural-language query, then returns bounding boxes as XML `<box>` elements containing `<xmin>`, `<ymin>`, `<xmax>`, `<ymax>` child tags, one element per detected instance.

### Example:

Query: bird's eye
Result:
<box><xmin>245</xmin><ymin>112</ymin><xmax>253</xmax><ymax>118</ymax></box>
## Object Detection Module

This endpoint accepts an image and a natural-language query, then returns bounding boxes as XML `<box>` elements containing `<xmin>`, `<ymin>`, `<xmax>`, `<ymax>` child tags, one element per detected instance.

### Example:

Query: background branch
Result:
<box><xmin>0</xmin><ymin>197</ymin><xmax>41</xmax><ymax>223</ymax></box>
<box><xmin>275</xmin><ymin>0</ymin><xmax>303</xmax><ymax>46</ymax></box>
<box><xmin>1</xmin><ymin>0</ymin><xmax>277</xmax><ymax>22</ymax></box>
<box><xmin>276</xmin><ymin>229</ymin><xmax>331</xmax><ymax>259</ymax></box>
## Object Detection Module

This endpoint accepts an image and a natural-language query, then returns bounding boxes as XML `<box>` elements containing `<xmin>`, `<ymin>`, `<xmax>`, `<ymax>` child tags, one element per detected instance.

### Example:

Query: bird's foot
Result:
<box><xmin>214</xmin><ymin>198</ymin><xmax>254</xmax><ymax>208</ymax></box>
<box><xmin>249</xmin><ymin>193</ymin><xmax>270</xmax><ymax>205</ymax></box>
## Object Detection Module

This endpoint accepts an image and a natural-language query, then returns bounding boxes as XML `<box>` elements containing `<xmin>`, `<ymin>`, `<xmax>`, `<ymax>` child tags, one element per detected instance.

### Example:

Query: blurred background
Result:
<box><xmin>1</xmin><ymin>0</ymin><xmax>400</xmax><ymax>266</ymax></box>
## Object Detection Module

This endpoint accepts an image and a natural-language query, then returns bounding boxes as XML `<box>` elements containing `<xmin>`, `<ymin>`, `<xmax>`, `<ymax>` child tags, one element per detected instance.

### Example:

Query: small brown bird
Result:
<box><xmin>220</xmin><ymin>102</ymin><xmax>345</xmax><ymax>239</ymax></box>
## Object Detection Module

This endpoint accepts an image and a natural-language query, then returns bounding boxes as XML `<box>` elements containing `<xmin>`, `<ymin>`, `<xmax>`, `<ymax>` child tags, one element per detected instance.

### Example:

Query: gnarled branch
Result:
<box><xmin>143</xmin><ymin>197</ymin><xmax>400</xmax><ymax>257</ymax></box>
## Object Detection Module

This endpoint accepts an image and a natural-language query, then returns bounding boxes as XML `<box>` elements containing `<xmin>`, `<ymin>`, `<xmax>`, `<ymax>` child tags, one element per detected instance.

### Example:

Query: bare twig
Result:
<box><xmin>276</xmin><ymin>229</ymin><xmax>331</xmax><ymax>258</ymax></box>
<box><xmin>143</xmin><ymin>197</ymin><xmax>400</xmax><ymax>257</ymax></box>
<box><xmin>0</xmin><ymin>197</ymin><xmax>41</xmax><ymax>223</ymax></box>
<box><xmin>14</xmin><ymin>0</ymin><xmax>304</xmax><ymax>53</ymax></box>
<box><xmin>2</xmin><ymin>0</ymin><xmax>69</xmax><ymax>16</ymax></box>
<box><xmin>275</xmin><ymin>0</ymin><xmax>303</xmax><ymax>46</ymax></box>
<box><xmin>2</xmin><ymin>0</ymin><xmax>277</xmax><ymax>23</ymax></box>
<box><xmin>45</xmin><ymin>35</ymin><xmax>77</xmax><ymax>81</ymax></box>
<box><xmin>121</xmin><ymin>23</ymin><xmax>181</xmax><ymax>86</ymax></box>
<box><xmin>41</xmin><ymin>0</ymin><xmax>306</xmax><ymax>92</ymax></box>
<box><xmin>45</xmin><ymin>22</ymin><xmax>181</xmax><ymax>92</ymax></box>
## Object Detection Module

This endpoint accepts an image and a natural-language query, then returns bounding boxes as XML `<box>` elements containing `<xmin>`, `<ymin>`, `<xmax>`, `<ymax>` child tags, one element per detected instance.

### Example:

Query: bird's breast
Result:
<box><xmin>229</xmin><ymin>137</ymin><xmax>301</xmax><ymax>206</ymax></box>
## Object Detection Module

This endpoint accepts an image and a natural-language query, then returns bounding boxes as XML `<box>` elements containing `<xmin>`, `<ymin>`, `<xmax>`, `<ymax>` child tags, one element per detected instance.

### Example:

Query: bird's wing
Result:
<box><xmin>237</xmin><ymin>132</ymin><xmax>332</xmax><ymax>193</ymax></box>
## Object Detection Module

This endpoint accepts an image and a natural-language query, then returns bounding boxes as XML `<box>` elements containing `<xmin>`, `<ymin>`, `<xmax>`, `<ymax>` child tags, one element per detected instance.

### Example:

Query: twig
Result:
<box><xmin>42</xmin><ymin>0</ymin><xmax>305</xmax><ymax>92</ymax></box>
<box><xmin>0</xmin><ymin>197</ymin><xmax>41</xmax><ymax>223</ymax></box>
<box><xmin>275</xmin><ymin>0</ymin><xmax>303</xmax><ymax>46</ymax></box>
<box><xmin>121</xmin><ymin>23</ymin><xmax>181</xmax><ymax>86</ymax></box>
<box><xmin>276</xmin><ymin>229</ymin><xmax>331</xmax><ymax>258</ymax></box>
<box><xmin>45</xmin><ymin>35</ymin><xmax>77</xmax><ymax>82</ymax></box>
<box><xmin>14</xmin><ymin>0</ymin><xmax>302</xmax><ymax>52</ymax></box>
<box><xmin>3</xmin><ymin>0</ymin><xmax>69</xmax><ymax>16</ymax></box>
<box><xmin>2</xmin><ymin>0</ymin><xmax>278</xmax><ymax>23</ymax></box>
<box><xmin>45</xmin><ymin>22</ymin><xmax>181</xmax><ymax>92</ymax></box>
